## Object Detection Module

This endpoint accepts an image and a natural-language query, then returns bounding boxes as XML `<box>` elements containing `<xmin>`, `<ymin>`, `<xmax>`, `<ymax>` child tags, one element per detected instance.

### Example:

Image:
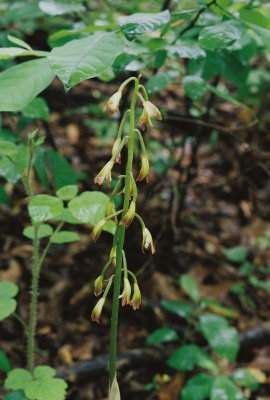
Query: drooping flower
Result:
<box><xmin>90</xmin><ymin>219</ymin><xmax>107</xmax><ymax>242</ymax></box>
<box><xmin>137</xmin><ymin>154</ymin><xmax>150</xmax><ymax>182</ymax></box>
<box><xmin>130</xmin><ymin>282</ymin><xmax>141</xmax><ymax>310</ymax></box>
<box><xmin>142</xmin><ymin>226</ymin><xmax>155</xmax><ymax>254</ymax></box>
<box><xmin>94</xmin><ymin>160</ymin><xmax>114</xmax><ymax>186</ymax></box>
<box><xmin>91</xmin><ymin>297</ymin><xmax>105</xmax><ymax>324</ymax></box>
<box><xmin>120</xmin><ymin>277</ymin><xmax>132</xmax><ymax>306</ymax></box>
<box><xmin>112</xmin><ymin>137</ymin><xmax>122</xmax><ymax>164</ymax></box>
<box><xmin>94</xmin><ymin>275</ymin><xmax>104</xmax><ymax>296</ymax></box>
<box><xmin>137</xmin><ymin>101</ymin><xmax>162</xmax><ymax>130</ymax></box>
<box><xmin>104</xmin><ymin>91</ymin><xmax>122</xmax><ymax>115</ymax></box>
<box><xmin>119</xmin><ymin>200</ymin><xmax>136</xmax><ymax>228</ymax></box>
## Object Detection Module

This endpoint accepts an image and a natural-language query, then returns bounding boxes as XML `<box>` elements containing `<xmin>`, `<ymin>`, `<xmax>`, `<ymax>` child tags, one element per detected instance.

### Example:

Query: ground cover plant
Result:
<box><xmin>1</xmin><ymin>0</ymin><xmax>270</xmax><ymax>399</ymax></box>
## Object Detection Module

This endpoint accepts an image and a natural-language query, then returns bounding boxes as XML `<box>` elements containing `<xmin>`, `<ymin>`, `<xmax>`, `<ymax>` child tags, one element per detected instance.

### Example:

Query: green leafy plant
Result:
<box><xmin>146</xmin><ymin>274</ymin><xmax>260</xmax><ymax>399</ymax></box>
<box><xmin>224</xmin><ymin>243</ymin><xmax>270</xmax><ymax>307</ymax></box>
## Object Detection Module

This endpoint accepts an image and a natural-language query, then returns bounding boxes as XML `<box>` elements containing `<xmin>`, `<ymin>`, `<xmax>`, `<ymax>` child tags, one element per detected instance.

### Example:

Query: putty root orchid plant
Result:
<box><xmin>90</xmin><ymin>76</ymin><xmax>160</xmax><ymax>398</ymax></box>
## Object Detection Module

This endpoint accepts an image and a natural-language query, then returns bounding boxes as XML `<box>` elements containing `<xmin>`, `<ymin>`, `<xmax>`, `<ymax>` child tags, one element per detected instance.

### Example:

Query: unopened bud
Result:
<box><xmin>112</xmin><ymin>137</ymin><xmax>122</xmax><ymax>164</ymax></box>
<box><xmin>110</xmin><ymin>246</ymin><xmax>117</xmax><ymax>266</ymax></box>
<box><xmin>104</xmin><ymin>91</ymin><xmax>122</xmax><ymax>115</ymax></box>
<box><xmin>120</xmin><ymin>278</ymin><xmax>132</xmax><ymax>306</ymax></box>
<box><xmin>142</xmin><ymin>226</ymin><xmax>155</xmax><ymax>254</ymax></box>
<box><xmin>130</xmin><ymin>282</ymin><xmax>141</xmax><ymax>310</ymax></box>
<box><xmin>137</xmin><ymin>154</ymin><xmax>150</xmax><ymax>182</ymax></box>
<box><xmin>90</xmin><ymin>219</ymin><xmax>107</xmax><ymax>242</ymax></box>
<box><xmin>91</xmin><ymin>297</ymin><xmax>105</xmax><ymax>324</ymax></box>
<box><xmin>94</xmin><ymin>160</ymin><xmax>114</xmax><ymax>186</ymax></box>
<box><xmin>119</xmin><ymin>200</ymin><xmax>136</xmax><ymax>228</ymax></box>
<box><xmin>94</xmin><ymin>275</ymin><xmax>104</xmax><ymax>296</ymax></box>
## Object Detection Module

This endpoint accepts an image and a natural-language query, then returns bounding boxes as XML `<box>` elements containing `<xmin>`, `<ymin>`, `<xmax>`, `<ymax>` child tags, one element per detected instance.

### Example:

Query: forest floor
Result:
<box><xmin>1</xmin><ymin>77</ymin><xmax>270</xmax><ymax>400</ymax></box>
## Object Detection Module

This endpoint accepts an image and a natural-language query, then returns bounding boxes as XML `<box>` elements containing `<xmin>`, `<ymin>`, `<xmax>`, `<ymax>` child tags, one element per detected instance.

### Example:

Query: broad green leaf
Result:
<box><xmin>119</xmin><ymin>10</ymin><xmax>170</xmax><ymax>40</ymax></box>
<box><xmin>211</xmin><ymin>376</ymin><xmax>247</xmax><ymax>400</ymax></box>
<box><xmin>0</xmin><ymin>157</ymin><xmax>20</xmax><ymax>183</ymax></box>
<box><xmin>54</xmin><ymin>209</ymin><xmax>83</xmax><ymax>224</ymax></box>
<box><xmin>198</xmin><ymin>314</ymin><xmax>239</xmax><ymax>362</ymax></box>
<box><xmin>48</xmin><ymin>33</ymin><xmax>124</xmax><ymax>91</ymax></box>
<box><xmin>179</xmin><ymin>274</ymin><xmax>200</xmax><ymax>303</ymax></box>
<box><xmin>5</xmin><ymin>366</ymin><xmax>68</xmax><ymax>400</ymax></box>
<box><xmin>0</xmin><ymin>350</ymin><xmax>11</xmax><ymax>373</ymax></box>
<box><xmin>34</xmin><ymin>147</ymin><xmax>78</xmax><ymax>189</ymax></box>
<box><xmin>39</xmin><ymin>0</ymin><xmax>86</xmax><ymax>16</ymax></box>
<box><xmin>0</xmin><ymin>59</ymin><xmax>55</xmax><ymax>112</ymax></box>
<box><xmin>5</xmin><ymin>369</ymin><xmax>32</xmax><ymax>390</ymax></box>
<box><xmin>166</xmin><ymin>45</ymin><xmax>206</xmax><ymax>59</ymax></box>
<box><xmin>28</xmin><ymin>195</ymin><xmax>64</xmax><ymax>223</ymax></box>
<box><xmin>167</xmin><ymin>344</ymin><xmax>217</xmax><ymax>371</ymax></box>
<box><xmin>199</xmin><ymin>20</ymin><xmax>245</xmax><ymax>51</ymax></box>
<box><xmin>249</xmin><ymin>23</ymin><xmax>270</xmax><ymax>52</ymax></box>
<box><xmin>232</xmin><ymin>368</ymin><xmax>259</xmax><ymax>391</ymax></box>
<box><xmin>223</xmin><ymin>246</ymin><xmax>248</xmax><ymax>263</ymax></box>
<box><xmin>68</xmin><ymin>191</ymin><xmax>109</xmax><ymax>225</ymax></box>
<box><xmin>182</xmin><ymin>373</ymin><xmax>214</xmax><ymax>400</ymax></box>
<box><xmin>22</xmin><ymin>98</ymin><xmax>49</xmax><ymax>122</ymax></box>
<box><xmin>2</xmin><ymin>2</ymin><xmax>44</xmax><ymax>23</ymax></box>
<box><xmin>3</xmin><ymin>391</ymin><xmax>27</xmax><ymax>400</ymax></box>
<box><xmin>240</xmin><ymin>9</ymin><xmax>270</xmax><ymax>30</ymax></box>
<box><xmin>182</xmin><ymin>75</ymin><xmax>207</xmax><ymax>101</ymax></box>
<box><xmin>161</xmin><ymin>299</ymin><xmax>194</xmax><ymax>319</ymax></box>
<box><xmin>0</xmin><ymin>140</ymin><xmax>18</xmax><ymax>156</ymax></box>
<box><xmin>50</xmin><ymin>231</ymin><xmax>80</xmax><ymax>244</ymax></box>
<box><xmin>147</xmin><ymin>328</ymin><xmax>179</xmax><ymax>345</ymax></box>
<box><xmin>56</xmin><ymin>185</ymin><xmax>78</xmax><ymax>200</ymax></box>
<box><xmin>23</xmin><ymin>224</ymin><xmax>53</xmax><ymax>240</ymax></box>
<box><xmin>0</xmin><ymin>281</ymin><xmax>19</xmax><ymax>321</ymax></box>
<box><xmin>146</xmin><ymin>70</ymin><xmax>179</xmax><ymax>96</ymax></box>
<box><xmin>0</xmin><ymin>48</ymin><xmax>47</xmax><ymax>60</ymax></box>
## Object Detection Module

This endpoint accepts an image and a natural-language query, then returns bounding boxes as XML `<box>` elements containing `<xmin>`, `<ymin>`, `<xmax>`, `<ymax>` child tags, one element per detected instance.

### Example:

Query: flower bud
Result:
<box><xmin>130</xmin><ymin>282</ymin><xmax>141</xmax><ymax>310</ymax></box>
<box><xmin>94</xmin><ymin>275</ymin><xmax>104</xmax><ymax>296</ymax></box>
<box><xmin>112</xmin><ymin>137</ymin><xmax>122</xmax><ymax>164</ymax></box>
<box><xmin>119</xmin><ymin>200</ymin><xmax>136</xmax><ymax>228</ymax></box>
<box><xmin>90</xmin><ymin>219</ymin><xmax>107</xmax><ymax>242</ymax></box>
<box><xmin>137</xmin><ymin>154</ymin><xmax>150</xmax><ymax>182</ymax></box>
<box><xmin>94</xmin><ymin>160</ymin><xmax>114</xmax><ymax>186</ymax></box>
<box><xmin>104</xmin><ymin>91</ymin><xmax>122</xmax><ymax>115</ymax></box>
<box><xmin>91</xmin><ymin>297</ymin><xmax>105</xmax><ymax>324</ymax></box>
<box><xmin>110</xmin><ymin>246</ymin><xmax>117</xmax><ymax>266</ymax></box>
<box><xmin>142</xmin><ymin>227</ymin><xmax>155</xmax><ymax>254</ymax></box>
<box><xmin>120</xmin><ymin>277</ymin><xmax>132</xmax><ymax>306</ymax></box>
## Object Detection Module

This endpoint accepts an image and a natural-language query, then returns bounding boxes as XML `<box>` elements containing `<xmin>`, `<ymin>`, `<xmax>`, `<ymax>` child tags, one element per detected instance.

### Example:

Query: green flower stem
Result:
<box><xmin>134</xmin><ymin>129</ymin><xmax>147</xmax><ymax>155</ymax></box>
<box><xmin>109</xmin><ymin>77</ymin><xmax>139</xmax><ymax>386</ymax></box>
<box><xmin>26</xmin><ymin>221</ymin><xmax>64</xmax><ymax>372</ymax></box>
<box><xmin>135</xmin><ymin>212</ymin><xmax>146</xmax><ymax>229</ymax></box>
<box><xmin>27</xmin><ymin>224</ymin><xmax>40</xmax><ymax>373</ymax></box>
<box><xmin>138</xmin><ymin>84</ymin><xmax>149</xmax><ymax>101</ymax></box>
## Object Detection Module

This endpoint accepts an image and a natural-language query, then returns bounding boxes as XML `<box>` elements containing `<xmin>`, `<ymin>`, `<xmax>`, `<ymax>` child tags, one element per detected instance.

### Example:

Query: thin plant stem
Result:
<box><xmin>108</xmin><ymin>77</ymin><xmax>139</xmax><ymax>386</ymax></box>
<box><xmin>27</xmin><ymin>224</ymin><xmax>40</xmax><ymax>373</ymax></box>
<box><xmin>26</xmin><ymin>221</ymin><xmax>64</xmax><ymax>372</ymax></box>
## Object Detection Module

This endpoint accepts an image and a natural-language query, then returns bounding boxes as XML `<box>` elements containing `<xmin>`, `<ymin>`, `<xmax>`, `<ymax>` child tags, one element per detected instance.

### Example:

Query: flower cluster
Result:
<box><xmin>90</xmin><ymin>77</ymin><xmax>160</xmax><ymax>324</ymax></box>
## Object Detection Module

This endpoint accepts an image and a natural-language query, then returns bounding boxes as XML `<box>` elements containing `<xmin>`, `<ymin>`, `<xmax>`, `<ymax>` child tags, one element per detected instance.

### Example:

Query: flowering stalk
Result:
<box><xmin>92</xmin><ymin>76</ymin><xmax>161</xmax><ymax>395</ymax></box>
